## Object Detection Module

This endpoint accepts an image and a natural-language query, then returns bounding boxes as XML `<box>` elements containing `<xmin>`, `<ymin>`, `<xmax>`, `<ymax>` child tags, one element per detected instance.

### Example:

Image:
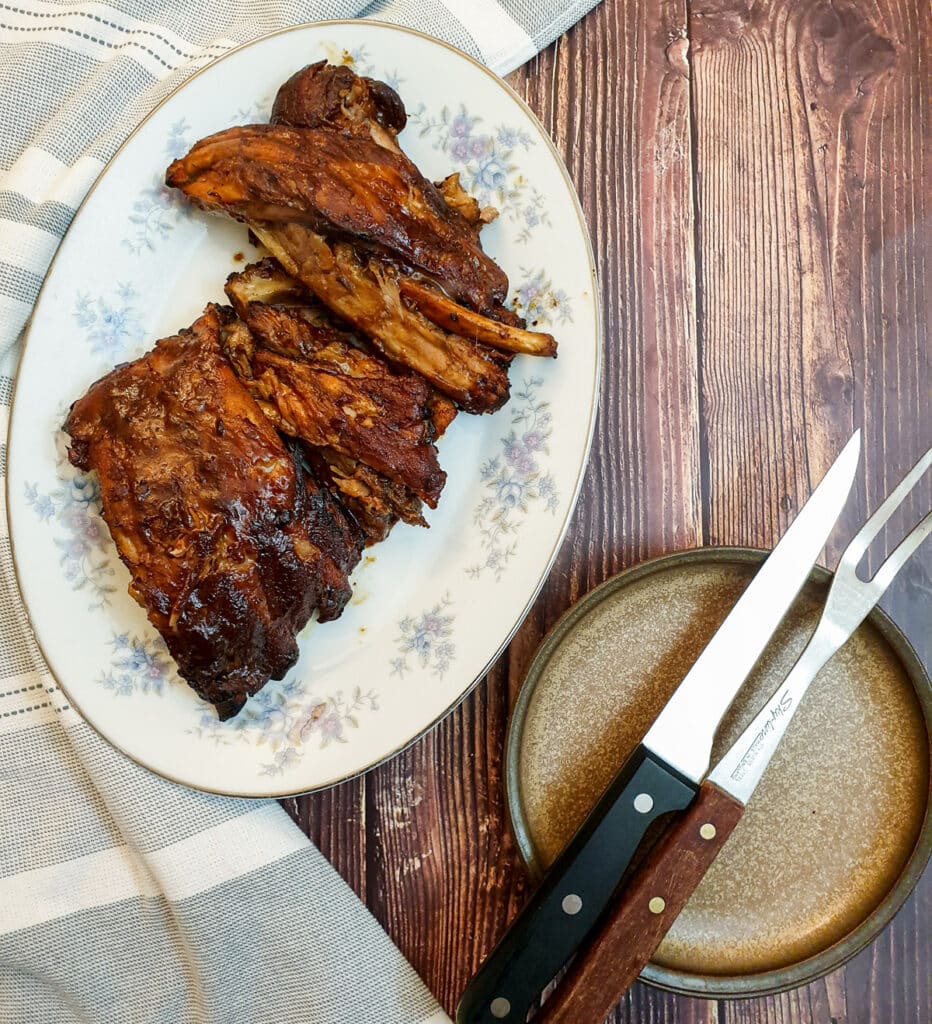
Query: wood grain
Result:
<box><xmin>289</xmin><ymin>1</ymin><xmax>930</xmax><ymax>1022</ymax></box>
<box><xmin>690</xmin><ymin>3</ymin><xmax>929</xmax><ymax>1024</ymax></box>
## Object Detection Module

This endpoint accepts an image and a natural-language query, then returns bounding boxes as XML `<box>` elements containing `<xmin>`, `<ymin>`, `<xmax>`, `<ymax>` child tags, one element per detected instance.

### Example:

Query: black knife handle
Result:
<box><xmin>455</xmin><ymin>744</ymin><xmax>697</xmax><ymax>1024</ymax></box>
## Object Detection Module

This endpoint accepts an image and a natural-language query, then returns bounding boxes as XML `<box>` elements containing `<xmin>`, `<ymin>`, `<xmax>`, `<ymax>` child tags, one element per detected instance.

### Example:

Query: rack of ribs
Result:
<box><xmin>165</xmin><ymin>61</ymin><xmax>556</xmax><ymax>415</ymax></box>
<box><xmin>64</xmin><ymin>304</ymin><xmax>363</xmax><ymax>719</ymax></box>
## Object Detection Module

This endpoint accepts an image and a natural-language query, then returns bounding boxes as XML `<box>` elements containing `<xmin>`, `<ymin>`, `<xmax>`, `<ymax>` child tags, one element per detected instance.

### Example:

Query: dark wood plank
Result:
<box><xmin>520</xmin><ymin>0</ymin><xmax>703</xmax><ymax>587</ymax></box>
<box><xmin>364</xmin><ymin>663</ymin><xmax>529</xmax><ymax>1010</ymax></box>
<box><xmin>690</xmin><ymin>2</ymin><xmax>930</xmax><ymax>1024</ymax></box>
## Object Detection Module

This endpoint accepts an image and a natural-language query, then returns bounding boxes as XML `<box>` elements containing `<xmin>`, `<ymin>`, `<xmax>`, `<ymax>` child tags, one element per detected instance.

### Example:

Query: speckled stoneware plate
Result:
<box><xmin>507</xmin><ymin>549</ymin><xmax>931</xmax><ymax>997</ymax></box>
<box><xmin>5</xmin><ymin>22</ymin><xmax>600</xmax><ymax>796</ymax></box>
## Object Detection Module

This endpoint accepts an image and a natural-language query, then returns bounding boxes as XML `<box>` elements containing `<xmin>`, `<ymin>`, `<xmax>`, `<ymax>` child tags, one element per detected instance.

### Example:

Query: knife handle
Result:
<box><xmin>536</xmin><ymin>781</ymin><xmax>746</xmax><ymax>1024</ymax></box>
<box><xmin>455</xmin><ymin>744</ymin><xmax>696</xmax><ymax>1024</ymax></box>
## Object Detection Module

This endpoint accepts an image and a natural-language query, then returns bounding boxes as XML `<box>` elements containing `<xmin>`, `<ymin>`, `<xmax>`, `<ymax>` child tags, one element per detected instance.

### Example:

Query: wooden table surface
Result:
<box><xmin>284</xmin><ymin>2</ymin><xmax>930</xmax><ymax>1021</ymax></box>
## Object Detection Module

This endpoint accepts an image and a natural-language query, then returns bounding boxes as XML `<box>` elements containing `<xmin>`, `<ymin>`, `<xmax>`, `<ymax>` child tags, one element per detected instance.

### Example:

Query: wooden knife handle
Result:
<box><xmin>536</xmin><ymin>781</ymin><xmax>745</xmax><ymax>1024</ymax></box>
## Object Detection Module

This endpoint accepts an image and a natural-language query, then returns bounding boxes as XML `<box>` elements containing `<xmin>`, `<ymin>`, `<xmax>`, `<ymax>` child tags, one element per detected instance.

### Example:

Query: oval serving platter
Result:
<box><xmin>6</xmin><ymin>21</ymin><xmax>600</xmax><ymax>796</ymax></box>
<box><xmin>507</xmin><ymin>549</ymin><xmax>931</xmax><ymax>997</ymax></box>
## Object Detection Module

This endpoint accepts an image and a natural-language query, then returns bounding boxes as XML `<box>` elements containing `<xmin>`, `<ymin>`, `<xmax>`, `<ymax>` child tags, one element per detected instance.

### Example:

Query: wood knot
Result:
<box><xmin>813</xmin><ymin>360</ymin><xmax>855</xmax><ymax>407</ymax></box>
<box><xmin>806</xmin><ymin>0</ymin><xmax>897</xmax><ymax>107</ymax></box>
<box><xmin>665</xmin><ymin>36</ymin><xmax>690</xmax><ymax>79</ymax></box>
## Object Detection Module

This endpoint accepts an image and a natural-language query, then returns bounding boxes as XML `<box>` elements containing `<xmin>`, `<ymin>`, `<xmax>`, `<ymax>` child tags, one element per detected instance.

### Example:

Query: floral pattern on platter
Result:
<box><xmin>190</xmin><ymin>678</ymin><xmax>380</xmax><ymax>776</ymax></box>
<box><xmin>391</xmin><ymin>595</ymin><xmax>455</xmax><ymax>679</ymax></box>
<box><xmin>73</xmin><ymin>283</ymin><xmax>144</xmax><ymax>360</ymax></box>
<box><xmin>99</xmin><ymin>632</ymin><xmax>176</xmax><ymax>697</ymax></box>
<box><xmin>407</xmin><ymin>104</ymin><xmax>547</xmax><ymax>242</ymax></box>
<box><xmin>511</xmin><ymin>268</ymin><xmax>574</xmax><ymax>328</ymax></box>
<box><xmin>468</xmin><ymin>379</ymin><xmax>559</xmax><ymax>581</ymax></box>
<box><xmin>122</xmin><ymin>119</ymin><xmax>195</xmax><ymax>255</ymax></box>
<box><xmin>320</xmin><ymin>43</ymin><xmax>403</xmax><ymax>92</ymax></box>
<box><xmin>24</xmin><ymin>433</ymin><xmax>117</xmax><ymax>609</ymax></box>
<box><xmin>233</xmin><ymin>96</ymin><xmax>274</xmax><ymax>124</ymax></box>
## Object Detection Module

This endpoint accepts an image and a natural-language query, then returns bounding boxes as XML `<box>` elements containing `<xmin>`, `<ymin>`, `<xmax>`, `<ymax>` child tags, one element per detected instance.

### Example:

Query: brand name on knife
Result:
<box><xmin>730</xmin><ymin>690</ymin><xmax>793</xmax><ymax>782</ymax></box>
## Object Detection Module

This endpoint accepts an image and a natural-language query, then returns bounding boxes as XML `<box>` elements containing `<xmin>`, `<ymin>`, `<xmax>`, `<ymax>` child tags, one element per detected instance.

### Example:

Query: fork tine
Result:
<box><xmin>871</xmin><ymin>510</ymin><xmax>932</xmax><ymax>594</ymax></box>
<box><xmin>841</xmin><ymin>445</ymin><xmax>932</xmax><ymax>569</ymax></box>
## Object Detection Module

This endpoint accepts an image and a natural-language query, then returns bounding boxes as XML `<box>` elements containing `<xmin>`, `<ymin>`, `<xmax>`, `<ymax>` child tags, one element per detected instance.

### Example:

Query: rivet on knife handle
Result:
<box><xmin>454</xmin><ymin>745</ymin><xmax>696</xmax><ymax>1024</ymax></box>
<box><xmin>535</xmin><ymin>781</ymin><xmax>745</xmax><ymax>1024</ymax></box>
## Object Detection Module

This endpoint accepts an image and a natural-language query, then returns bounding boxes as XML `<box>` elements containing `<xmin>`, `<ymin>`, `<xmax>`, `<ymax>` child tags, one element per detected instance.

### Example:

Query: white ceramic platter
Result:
<box><xmin>6</xmin><ymin>21</ymin><xmax>600</xmax><ymax>796</ymax></box>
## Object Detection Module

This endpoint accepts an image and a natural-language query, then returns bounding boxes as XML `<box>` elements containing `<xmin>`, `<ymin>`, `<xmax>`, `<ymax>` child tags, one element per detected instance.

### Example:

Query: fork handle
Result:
<box><xmin>536</xmin><ymin>781</ymin><xmax>745</xmax><ymax>1024</ymax></box>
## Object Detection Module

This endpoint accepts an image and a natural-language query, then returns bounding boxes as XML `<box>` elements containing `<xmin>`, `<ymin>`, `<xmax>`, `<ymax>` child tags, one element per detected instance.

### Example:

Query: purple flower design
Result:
<box><xmin>511</xmin><ymin>268</ymin><xmax>574</xmax><ymax>327</ymax></box>
<box><xmin>503</xmin><ymin>436</ymin><xmax>537</xmax><ymax>476</ymax></box>
<box><xmin>26</xmin><ymin>442</ymin><xmax>116</xmax><ymax>607</ymax></box>
<box><xmin>73</xmin><ymin>284</ymin><xmax>143</xmax><ymax>357</ymax></box>
<box><xmin>407</xmin><ymin>103</ymin><xmax>543</xmax><ymax>237</ymax></box>
<box><xmin>59</xmin><ymin>505</ymin><xmax>105</xmax><ymax>549</ymax></box>
<box><xmin>318</xmin><ymin>712</ymin><xmax>344</xmax><ymax>743</ymax></box>
<box><xmin>391</xmin><ymin>595</ymin><xmax>456</xmax><ymax>679</ymax></box>
<box><xmin>451</xmin><ymin>113</ymin><xmax>473</xmax><ymax>138</ymax></box>
<box><xmin>99</xmin><ymin>632</ymin><xmax>173</xmax><ymax>697</ymax></box>
<box><xmin>451</xmin><ymin>138</ymin><xmax>471</xmax><ymax>161</ymax></box>
<box><xmin>192</xmin><ymin>678</ymin><xmax>380</xmax><ymax>774</ymax></box>
<box><xmin>468</xmin><ymin>379</ymin><xmax>560</xmax><ymax>581</ymax></box>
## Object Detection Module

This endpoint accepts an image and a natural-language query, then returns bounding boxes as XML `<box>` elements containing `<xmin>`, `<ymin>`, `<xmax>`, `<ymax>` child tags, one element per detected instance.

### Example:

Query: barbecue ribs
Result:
<box><xmin>271</xmin><ymin>59</ymin><xmax>408</xmax><ymax>136</ymax></box>
<box><xmin>165</xmin><ymin>121</ymin><xmax>508</xmax><ymax>315</ymax></box>
<box><xmin>64</xmin><ymin>305</ymin><xmax>363</xmax><ymax>719</ymax></box>
<box><xmin>250</xmin><ymin>222</ymin><xmax>513</xmax><ymax>412</ymax></box>
<box><xmin>222</xmin><ymin>257</ymin><xmax>451</xmax><ymax>539</ymax></box>
<box><xmin>221</xmin><ymin>261</ymin><xmax>446</xmax><ymax>505</ymax></box>
<box><xmin>165</xmin><ymin>61</ymin><xmax>556</xmax><ymax>414</ymax></box>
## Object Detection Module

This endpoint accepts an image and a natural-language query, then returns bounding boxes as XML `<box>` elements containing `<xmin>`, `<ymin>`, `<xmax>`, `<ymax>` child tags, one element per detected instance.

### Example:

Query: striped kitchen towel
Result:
<box><xmin>0</xmin><ymin>2</ymin><xmax>599</xmax><ymax>1023</ymax></box>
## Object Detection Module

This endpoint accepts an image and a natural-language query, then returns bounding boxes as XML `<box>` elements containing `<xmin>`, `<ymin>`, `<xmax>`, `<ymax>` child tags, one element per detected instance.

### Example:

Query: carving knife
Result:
<box><xmin>456</xmin><ymin>431</ymin><xmax>861</xmax><ymax>1024</ymax></box>
<box><xmin>535</xmin><ymin>444</ymin><xmax>931</xmax><ymax>1024</ymax></box>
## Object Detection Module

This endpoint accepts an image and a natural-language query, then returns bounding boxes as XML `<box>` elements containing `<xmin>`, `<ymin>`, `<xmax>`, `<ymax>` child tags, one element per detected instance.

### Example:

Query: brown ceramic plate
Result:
<box><xmin>506</xmin><ymin>548</ymin><xmax>931</xmax><ymax>997</ymax></box>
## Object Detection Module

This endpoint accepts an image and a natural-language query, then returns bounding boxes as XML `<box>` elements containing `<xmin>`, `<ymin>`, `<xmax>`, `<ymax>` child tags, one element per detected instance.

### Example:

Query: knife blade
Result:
<box><xmin>456</xmin><ymin>431</ymin><xmax>861</xmax><ymax>1024</ymax></box>
<box><xmin>535</xmin><ymin>445</ymin><xmax>931</xmax><ymax>1024</ymax></box>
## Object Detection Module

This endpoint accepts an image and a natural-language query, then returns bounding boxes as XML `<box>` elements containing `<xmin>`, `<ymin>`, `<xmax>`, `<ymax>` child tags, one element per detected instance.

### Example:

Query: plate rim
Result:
<box><xmin>5</xmin><ymin>19</ymin><xmax>602</xmax><ymax>797</ymax></box>
<box><xmin>505</xmin><ymin>546</ymin><xmax>932</xmax><ymax>998</ymax></box>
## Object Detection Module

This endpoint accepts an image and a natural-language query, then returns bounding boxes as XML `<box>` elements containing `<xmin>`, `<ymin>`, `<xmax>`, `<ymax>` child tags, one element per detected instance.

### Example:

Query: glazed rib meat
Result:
<box><xmin>271</xmin><ymin>59</ymin><xmax>407</xmax><ymax>135</ymax></box>
<box><xmin>64</xmin><ymin>304</ymin><xmax>363</xmax><ymax>719</ymax></box>
<box><xmin>165</xmin><ymin>121</ymin><xmax>509</xmax><ymax>314</ymax></box>
<box><xmin>251</xmin><ymin>222</ymin><xmax>512</xmax><ymax>412</ymax></box>
<box><xmin>165</xmin><ymin>60</ymin><xmax>559</xmax><ymax>412</ymax></box>
<box><xmin>223</xmin><ymin>256</ymin><xmax>459</xmax><ymax>436</ymax></box>
<box><xmin>222</xmin><ymin>262</ymin><xmax>446</xmax><ymax>506</ymax></box>
<box><xmin>259</xmin><ymin>339</ymin><xmax>447</xmax><ymax>503</ymax></box>
<box><xmin>222</xmin><ymin>342</ymin><xmax>428</xmax><ymax>545</ymax></box>
<box><xmin>270</xmin><ymin>63</ymin><xmax>538</xmax><ymax>336</ymax></box>
<box><xmin>221</xmin><ymin>260</ymin><xmax>437</xmax><ymax>542</ymax></box>
<box><xmin>304</xmin><ymin>445</ymin><xmax>427</xmax><ymax>545</ymax></box>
